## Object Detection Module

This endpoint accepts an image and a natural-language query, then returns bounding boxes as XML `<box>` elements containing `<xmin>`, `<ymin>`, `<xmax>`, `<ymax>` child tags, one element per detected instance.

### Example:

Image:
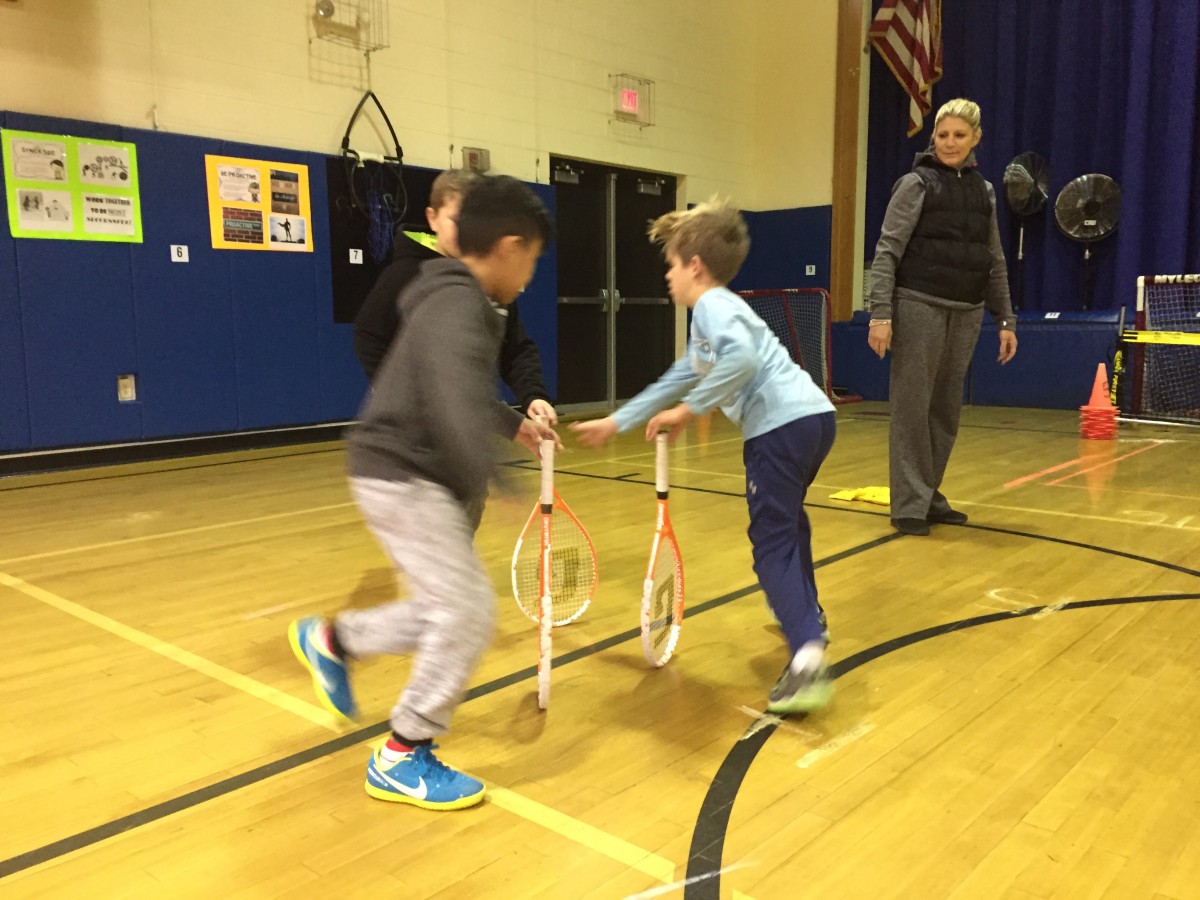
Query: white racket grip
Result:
<box><xmin>540</xmin><ymin>438</ymin><xmax>554</xmax><ymax>505</ymax></box>
<box><xmin>655</xmin><ymin>431</ymin><xmax>669</xmax><ymax>493</ymax></box>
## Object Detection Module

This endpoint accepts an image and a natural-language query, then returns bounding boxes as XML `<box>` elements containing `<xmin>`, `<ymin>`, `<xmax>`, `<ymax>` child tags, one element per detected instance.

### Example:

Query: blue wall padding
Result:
<box><xmin>501</xmin><ymin>181</ymin><xmax>558</xmax><ymax>406</ymax></box>
<box><xmin>832</xmin><ymin>313</ymin><xmax>890</xmax><ymax>401</ymax></box>
<box><xmin>0</xmin><ymin>111</ymin><xmax>33</xmax><ymax>452</ymax></box>
<box><xmin>19</xmin><ymin>236</ymin><xmax>144</xmax><ymax>447</ymax></box>
<box><xmin>7</xmin><ymin>112</ymin><xmax>143</xmax><ymax>448</ymax></box>
<box><xmin>128</xmin><ymin>129</ymin><xmax>239</xmax><ymax>438</ymax></box>
<box><xmin>309</xmin><ymin>157</ymin><xmax>369</xmax><ymax>422</ymax></box>
<box><xmin>219</xmin><ymin>140</ymin><xmax>323</xmax><ymax>430</ymax></box>
<box><xmin>971</xmin><ymin>311</ymin><xmax>1120</xmax><ymax>409</ymax></box>
<box><xmin>832</xmin><ymin>310</ymin><xmax>1121</xmax><ymax>409</ymax></box>
<box><xmin>731</xmin><ymin>206</ymin><xmax>832</xmax><ymax>292</ymax></box>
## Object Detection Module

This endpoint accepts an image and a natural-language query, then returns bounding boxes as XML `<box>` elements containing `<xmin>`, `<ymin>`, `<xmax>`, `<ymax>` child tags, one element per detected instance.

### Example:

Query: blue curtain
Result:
<box><xmin>865</xmin><ymin>0</ymin><xmax>1200</xmax><ymax>313</ymax></box>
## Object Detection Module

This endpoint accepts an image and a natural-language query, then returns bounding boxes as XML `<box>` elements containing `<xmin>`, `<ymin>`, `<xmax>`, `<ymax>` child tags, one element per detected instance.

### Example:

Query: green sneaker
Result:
<box><xmin>766</xmin><ymin>662</ymin><xmax>832</xmax><ymax>715</ymax></box>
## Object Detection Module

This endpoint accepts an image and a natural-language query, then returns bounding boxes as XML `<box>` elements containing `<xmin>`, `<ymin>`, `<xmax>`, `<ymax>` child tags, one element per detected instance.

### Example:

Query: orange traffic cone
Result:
<box><xmin>1083</xmin><ymin>363</ymin><xmax>1114</xmax><ymax>410</ymax></box>
<box><xmin>1080</xmin><ymin>363</ymin><xmax>1118</xmax><ymax>440</ymax></box>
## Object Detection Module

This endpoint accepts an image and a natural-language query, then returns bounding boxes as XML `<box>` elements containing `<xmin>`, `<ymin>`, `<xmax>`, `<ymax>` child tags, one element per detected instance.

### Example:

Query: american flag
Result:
<box><xmin>869</xmin><ymin>0</ymin><xmax>943</xmax><ymax>137</ymax></box>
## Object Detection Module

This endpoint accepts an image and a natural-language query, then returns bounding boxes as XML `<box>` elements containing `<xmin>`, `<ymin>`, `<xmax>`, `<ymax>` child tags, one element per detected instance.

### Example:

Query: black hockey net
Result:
<box><xmin>737</xmin><ymin>288</ymin><xmax>859</xmax><ymax>404</ymax></box>
<box><xmin>1130</xmin><ymin>275</ymin><xmax>1200</xmax><ymax>425</ymax></box>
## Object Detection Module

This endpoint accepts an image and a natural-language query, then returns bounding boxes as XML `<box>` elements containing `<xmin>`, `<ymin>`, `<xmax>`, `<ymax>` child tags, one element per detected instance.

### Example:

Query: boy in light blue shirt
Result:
<box><xmin>573</xmin><ymin>198</ymin><xmax>837</xmax><ymax>714</ymax></box>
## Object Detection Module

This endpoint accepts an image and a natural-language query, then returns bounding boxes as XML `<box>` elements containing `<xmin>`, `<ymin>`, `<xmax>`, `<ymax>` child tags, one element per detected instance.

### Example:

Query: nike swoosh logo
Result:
<box><xmin>374</xmin><ymin>765</ymin><xmax>428</xmax><ymax>800</ymax></box>
<box><xmin>313</xmin><ymin>662</ymin><xmax>336</xmax><ymax>695</ymax></box>
<box><xmin>309</xmin><ymin>644</ymin><xmax>339</xmax><ymax>695</ymax></box>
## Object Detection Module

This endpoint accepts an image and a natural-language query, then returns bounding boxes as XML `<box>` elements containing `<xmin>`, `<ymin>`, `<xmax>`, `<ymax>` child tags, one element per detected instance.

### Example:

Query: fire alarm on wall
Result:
<box><xmin>462</xmin><ymin>147</ymin><xmax>491</xmax><ymax>173</ymax></box>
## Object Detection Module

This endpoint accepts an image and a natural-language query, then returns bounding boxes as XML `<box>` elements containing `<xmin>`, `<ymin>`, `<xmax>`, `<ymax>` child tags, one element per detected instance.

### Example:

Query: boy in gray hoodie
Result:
<box><xmin>289</xmin><ymin>175</ymin><xmax>555</xmax><ymax>810</ymax></box>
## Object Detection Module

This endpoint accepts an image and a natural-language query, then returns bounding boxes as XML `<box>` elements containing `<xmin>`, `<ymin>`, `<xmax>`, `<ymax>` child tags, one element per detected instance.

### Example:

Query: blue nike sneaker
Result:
<box><xmin>365</xmin><ymin>745</ymin><xmax>486</xmax><ymax>810</ymax></box>
<box><xmin>288</xmin><ymin>616</ymin><xmax>356</xmax><ymax>722</ymax></box>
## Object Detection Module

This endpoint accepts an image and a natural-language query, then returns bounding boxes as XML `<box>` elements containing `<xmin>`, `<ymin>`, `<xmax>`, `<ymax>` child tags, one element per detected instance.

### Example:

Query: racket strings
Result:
<box><xmin>514</xmin><ymin>513</ymin><xmax>596</xmax><ymax>626</ymax></box>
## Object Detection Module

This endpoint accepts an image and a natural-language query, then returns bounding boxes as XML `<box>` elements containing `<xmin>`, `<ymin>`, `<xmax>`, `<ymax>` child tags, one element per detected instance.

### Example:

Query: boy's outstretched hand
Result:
<box><xmin>515</xmin><ymin>417</ymin><xmax>562</xmax><ymax>457</ymax></box>
<box><xmin>646</xmin><ymin>403</ymin><xmax>693</xmax><ymax>441</ymax></box>
<box><xmin>570</xmin><ymin>416</ymin><xmax>618</xmax><ymax>448</ymax></box>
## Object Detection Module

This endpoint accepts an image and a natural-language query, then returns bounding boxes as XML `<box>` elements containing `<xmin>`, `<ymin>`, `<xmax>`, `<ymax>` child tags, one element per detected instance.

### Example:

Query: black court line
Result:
<box><xmin>0</xmin><ymin>530</ymin><xmax>900</xmax><ymax>879</ymax></box>
<box><xmin>683</xmin><ymin>591</ymin><xmax>1200</xmax><ymax>899</ymax></box>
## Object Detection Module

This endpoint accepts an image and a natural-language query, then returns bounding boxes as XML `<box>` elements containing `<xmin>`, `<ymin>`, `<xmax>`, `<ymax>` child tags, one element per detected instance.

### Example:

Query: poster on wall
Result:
<box><xmin>1</xmin><ymin>129</ymin><xmax>143</xmax><ymax>242</ymax></box>
<box><xmin>204</xmin><ymin>155</ymin><xmax>312</xmax><ymax>252</ymax></box>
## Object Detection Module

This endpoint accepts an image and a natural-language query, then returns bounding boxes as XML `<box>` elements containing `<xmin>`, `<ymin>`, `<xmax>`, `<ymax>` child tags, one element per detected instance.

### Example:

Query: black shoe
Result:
<box><xmin>891</xmin><ymin>517</ymin><xmax>930</xmax><ymax>536</ymax></box>
<box><xmin>927</xmin><ymin>508</ymin><xmax>968</xmax><ymax>525</ymax></box>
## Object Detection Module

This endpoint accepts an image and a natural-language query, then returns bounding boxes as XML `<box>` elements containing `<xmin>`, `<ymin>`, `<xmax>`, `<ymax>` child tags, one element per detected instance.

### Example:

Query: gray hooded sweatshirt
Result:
<box><xmin>346</xmin><ymin>257</ymin><xmax>524</xmax><ymax>504</ymax></box>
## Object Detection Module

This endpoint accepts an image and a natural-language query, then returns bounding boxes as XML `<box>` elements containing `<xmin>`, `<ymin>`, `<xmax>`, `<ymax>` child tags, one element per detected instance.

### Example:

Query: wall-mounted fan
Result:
<box><xmin>1003</xmin><ymin>151</ymin><xmax>1049</xmax><ymax>311</ymax></box>
<box><xmin>1055</xmin><ymin>173</ymin><xmax>1120</xmax><ymax>310</ymax></box>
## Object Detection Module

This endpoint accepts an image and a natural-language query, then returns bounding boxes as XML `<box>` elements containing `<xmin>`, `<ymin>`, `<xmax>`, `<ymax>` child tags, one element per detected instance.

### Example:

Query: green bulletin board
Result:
<box><xmin>2</xmin><ymin>128</ymin><xmax>143</xmax><ymax>243</ymax></box>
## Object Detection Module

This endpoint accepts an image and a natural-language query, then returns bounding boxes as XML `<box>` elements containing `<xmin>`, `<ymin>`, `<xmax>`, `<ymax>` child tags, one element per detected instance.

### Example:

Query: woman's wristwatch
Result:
<box><xmin>869</xmin><ymin>318</ymin><xmax>892</xmax><ymax>327</ymax></box>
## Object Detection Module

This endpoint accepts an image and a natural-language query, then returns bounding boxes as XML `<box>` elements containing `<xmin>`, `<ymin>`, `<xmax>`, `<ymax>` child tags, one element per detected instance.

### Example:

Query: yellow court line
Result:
<box><xmin>0</xmin><ymin>501</ymin><xmax>358</xmax><ymax>566</ymax></box>
<box><xmin>0</xmin><ymin>569</ymin><xmax>341</xmax><ymax>731</ymax></box>
<box><xmin>489</xmin><ymin>787</ymin><xmax>676</xmax><ymax>884</ymax></box>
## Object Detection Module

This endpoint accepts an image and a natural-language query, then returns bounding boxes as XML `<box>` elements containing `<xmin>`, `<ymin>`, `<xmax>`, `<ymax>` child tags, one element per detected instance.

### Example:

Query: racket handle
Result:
<box><xmin>540</xmin><ymin>437</ymin><xmax>555</xmax><ymax>505</ymax></box>
<box><xmin>655</xmin><ymin>431</ymin><xmax>669</xmax><ymax>495</ymax></box>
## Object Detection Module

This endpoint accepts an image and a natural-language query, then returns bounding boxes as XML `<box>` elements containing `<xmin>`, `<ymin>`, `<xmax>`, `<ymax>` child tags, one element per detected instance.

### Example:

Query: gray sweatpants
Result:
<box><xmin>335</xmin><ymin>476</ymin><xmax>495</xmax><ymax>741</ymax></box>
<box><xmin>888</xmin><ymin>300</ymin><xmax>983</xmax><ymax>521</ymax></box>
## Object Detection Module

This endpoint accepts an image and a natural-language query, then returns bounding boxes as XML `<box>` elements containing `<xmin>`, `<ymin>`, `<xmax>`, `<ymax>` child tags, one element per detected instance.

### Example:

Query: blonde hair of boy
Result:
<box><xmin>429</xmin><ymin>169</ymin><xmax>482</xmax><ymax>210</ymax></box>
<box><xmin>647</xmin><ymin>197</ymin><xmax>750</xmax><ymax>285</ymax></box>
<box><xmin>933</xmin><ymin>98</ymin><xmax>982</xmax><ymax>133</ymax></box>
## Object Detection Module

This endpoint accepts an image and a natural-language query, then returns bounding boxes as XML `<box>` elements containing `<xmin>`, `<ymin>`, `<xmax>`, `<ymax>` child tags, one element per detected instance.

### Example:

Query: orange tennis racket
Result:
<box><xmin>511</xmin><ymin>458</ymin><xmax>598</xmax><ymax>630</ymax></box>
<box><xmin>641</xmin><ymin>431</ymin><xmax>685</xmax><ymax>667</ymax></box>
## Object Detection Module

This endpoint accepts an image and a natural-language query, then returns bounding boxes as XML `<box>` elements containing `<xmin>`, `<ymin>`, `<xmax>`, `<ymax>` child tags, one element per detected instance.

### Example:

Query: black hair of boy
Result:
<box><xmin>456</xmin><ymin>175</ymin><xmax>555</xmax><ymax>256</ymax></box>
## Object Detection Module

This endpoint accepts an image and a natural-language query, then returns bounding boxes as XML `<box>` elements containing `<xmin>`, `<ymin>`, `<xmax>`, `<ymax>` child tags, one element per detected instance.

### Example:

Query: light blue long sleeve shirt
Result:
<box><xmin>612</xmin><ymin>286</ymin><xmax>835</xmax><ymax>440</ymax></box>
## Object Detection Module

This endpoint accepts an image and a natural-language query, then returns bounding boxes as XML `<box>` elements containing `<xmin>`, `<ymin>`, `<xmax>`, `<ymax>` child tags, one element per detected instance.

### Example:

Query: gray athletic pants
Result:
<box><xmin>335</xmin><ymin>476</ymin><xmax>495</xmax><ymax>741</ymax></box>
<box><xmin>889</xmin><ymin>300</ymin><xmax>983</xmax><ymax>521</ymax></box>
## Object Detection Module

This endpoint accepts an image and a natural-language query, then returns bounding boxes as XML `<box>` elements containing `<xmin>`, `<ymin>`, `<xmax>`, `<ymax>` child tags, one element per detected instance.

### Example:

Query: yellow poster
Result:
<box><xmin>204</xmin><ymin>155</ymin><xmax>312</xmax><ymax>252</ymax></box>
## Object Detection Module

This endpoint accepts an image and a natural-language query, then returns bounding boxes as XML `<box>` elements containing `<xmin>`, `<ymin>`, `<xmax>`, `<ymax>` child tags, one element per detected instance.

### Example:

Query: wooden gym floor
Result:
<box><xmin>2</xmin><ymin>403</ymin><xmax>1199</xmax><ymax>899</ymax></box>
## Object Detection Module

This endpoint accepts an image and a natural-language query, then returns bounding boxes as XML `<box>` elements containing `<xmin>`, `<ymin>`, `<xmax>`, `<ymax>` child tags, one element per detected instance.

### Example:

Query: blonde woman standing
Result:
<box><xmin>867</xmin><ymin>98</ymin><xmax>1019</xmax><ymax>536</ymax></box>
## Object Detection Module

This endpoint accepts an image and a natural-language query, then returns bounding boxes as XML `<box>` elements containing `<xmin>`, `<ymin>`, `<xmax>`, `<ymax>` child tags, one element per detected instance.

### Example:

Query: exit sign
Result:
<box><xmin>611</xmin><ymin>73</ymin><xmax>653</xmax><ymax>125</ymax></box>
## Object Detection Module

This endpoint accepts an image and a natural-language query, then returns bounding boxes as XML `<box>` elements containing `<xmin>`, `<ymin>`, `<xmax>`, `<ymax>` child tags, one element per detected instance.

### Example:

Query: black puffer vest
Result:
<box><xmin>895</xmin><ymin>152</ymin><xmax>993</xmax><ymax>302</ymax></box>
